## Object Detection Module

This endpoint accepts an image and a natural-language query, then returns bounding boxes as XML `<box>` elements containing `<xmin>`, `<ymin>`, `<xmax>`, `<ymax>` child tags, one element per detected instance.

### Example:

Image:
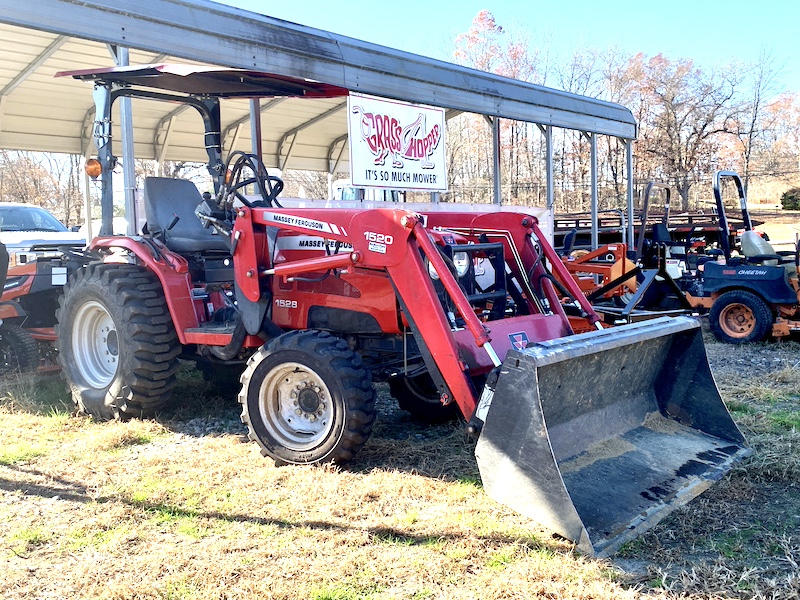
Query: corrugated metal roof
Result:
<box><xmin>0</xmin><ymin>0</ymin><xmax>637</xmax><ymax>173</ymax></box>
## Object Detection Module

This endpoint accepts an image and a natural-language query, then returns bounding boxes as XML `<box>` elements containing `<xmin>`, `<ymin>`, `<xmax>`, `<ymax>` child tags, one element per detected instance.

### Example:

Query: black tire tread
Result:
<box><xmin>56</xmin><ymin>263</ymin><xmax>180</xmax><ymax>419</ymax></box>
<box><xmin>388</xmin><ymin>373</ymin><xmax>458</xmax><ymax>424</ymax></box>
<box><xmin>239</xmin><ymin>329</ymin><xmax>376</xmax><ymax>464</ymax></box>
<box><xmin>0</xmin><ymin>323</ymin><xmax>40</xmax><ymax>374</ymax></box>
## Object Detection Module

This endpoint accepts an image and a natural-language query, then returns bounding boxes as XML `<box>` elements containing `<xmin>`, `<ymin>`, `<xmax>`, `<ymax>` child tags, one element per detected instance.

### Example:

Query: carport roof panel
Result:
<box><xmin>59</xmin><ymin>64</ymin><xmax>351</xmax><ymax>99</ymax></box>
<box><xmin>0</xmin><ymin>0</ymin><xmax>637</xmax><ymax>170</ymax></box>
<box><xmin>0</xmin><ymin>0</ymin><xmax>636</xmax><ymax>136</ymax></box>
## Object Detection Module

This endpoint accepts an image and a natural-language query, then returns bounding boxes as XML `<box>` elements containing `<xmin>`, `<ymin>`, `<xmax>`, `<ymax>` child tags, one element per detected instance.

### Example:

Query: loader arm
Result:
<box><xmin>241</xmin><ymin>206</ymin><xmax>501</xmax><ymax>419</ymax></box>
<box><xmin>238</xmin><ymin>206</ymin><xmax>584</xmax><ymax>420</ymax></box>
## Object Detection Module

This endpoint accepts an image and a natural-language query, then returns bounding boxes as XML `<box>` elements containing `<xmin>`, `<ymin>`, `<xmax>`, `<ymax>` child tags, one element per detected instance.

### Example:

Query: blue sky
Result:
<box><xmin>221</xmin><ymin>0</ymin><xmax>798</xmax><ymax>93</ymax></box>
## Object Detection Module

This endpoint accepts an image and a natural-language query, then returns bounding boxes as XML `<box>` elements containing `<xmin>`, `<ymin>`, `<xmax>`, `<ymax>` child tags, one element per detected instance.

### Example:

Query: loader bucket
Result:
<box><xmin>475</xmin><ymin>316</ymin><xmax>749</xmax><ymax>557</ymax></box>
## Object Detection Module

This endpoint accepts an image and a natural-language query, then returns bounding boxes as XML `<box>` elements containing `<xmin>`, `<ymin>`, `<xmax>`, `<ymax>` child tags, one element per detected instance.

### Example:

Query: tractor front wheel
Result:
<box><xmin>56</xmin><ymin>263</ymin><xmax>181</xmax><ymax>419</ymax></box>
<box><xmin>0</xmin><ymin>323</ymin><xmax>39</xmax><ymax>374</ymax></box>
<box><xmin>239</xmin><ymin>330</ymin><xmax>376</xmax><ymax>465</ymax></box>
<box><xmin>709</xmin><ymin>290</ymin><xmax>773</xmax><ymax>344</ymax></box>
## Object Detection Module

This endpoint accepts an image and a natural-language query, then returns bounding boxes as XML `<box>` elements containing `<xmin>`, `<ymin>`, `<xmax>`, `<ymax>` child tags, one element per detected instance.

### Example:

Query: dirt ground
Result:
<box><xmin>750</xmin><ymin>209</ymin><xmax>800</xmax><ymax>249</ymax></box>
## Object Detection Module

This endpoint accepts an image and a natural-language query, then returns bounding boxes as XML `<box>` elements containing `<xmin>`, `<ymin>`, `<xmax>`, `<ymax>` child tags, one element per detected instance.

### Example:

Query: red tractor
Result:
<box><xmin>56</xmin><ymin>64</ymin><xmax>749</xmax><ymax>557</ymax></box>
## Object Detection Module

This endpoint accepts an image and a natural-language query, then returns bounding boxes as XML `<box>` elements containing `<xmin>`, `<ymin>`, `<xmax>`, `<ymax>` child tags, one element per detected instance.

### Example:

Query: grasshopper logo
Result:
<box><xmin>351</xmin><ymin>106</ymin><xmax>441</xmax><ymax>169</ymax></box>
<box><xmin>508</xmin><ymin>332</ymin><xmax>529</xmax><ymax>350</ymax></box>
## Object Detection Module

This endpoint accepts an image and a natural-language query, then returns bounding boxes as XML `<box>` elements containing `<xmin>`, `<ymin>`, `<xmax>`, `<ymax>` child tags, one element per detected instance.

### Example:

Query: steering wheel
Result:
<box><xmin>222</xmin><ymin>151</ymin><xmax>284</xmax><ymax>208</ymax></box>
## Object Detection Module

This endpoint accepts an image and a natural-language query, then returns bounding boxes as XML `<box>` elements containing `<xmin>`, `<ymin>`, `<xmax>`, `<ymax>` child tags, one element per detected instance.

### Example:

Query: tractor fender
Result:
<box><xmin>0</xmin><ymin>300</ymin><xmax>25</xmax><ymax>320</ymax></box>
<box><xmin>87</xmin><ymin>236</ymin><xmax>200</xmax><ymax>342</ymax></box>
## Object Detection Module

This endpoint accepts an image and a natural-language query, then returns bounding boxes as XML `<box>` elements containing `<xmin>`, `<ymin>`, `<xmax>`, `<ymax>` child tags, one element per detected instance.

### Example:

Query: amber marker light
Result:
<box><xmin>84</xmin><ymin>158</ymin><xmax>102</xmax><ymax>179</ymax></box>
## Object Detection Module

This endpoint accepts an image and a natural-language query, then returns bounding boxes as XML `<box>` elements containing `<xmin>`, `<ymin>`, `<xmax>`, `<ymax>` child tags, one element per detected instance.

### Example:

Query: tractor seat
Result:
<box><xmin>741</xmin><ymin>230</ymin><xmax>783</xmax><ymax>264</ymax></box>
<box><xmin>559</xmin><ymin>229</ymin><xmax>577</xmax><ymax>257</ymax></box>
<box><xmin>143</xmin><ymin>177</ymin><xmax>230</xmax><ymax>254</ymax></box>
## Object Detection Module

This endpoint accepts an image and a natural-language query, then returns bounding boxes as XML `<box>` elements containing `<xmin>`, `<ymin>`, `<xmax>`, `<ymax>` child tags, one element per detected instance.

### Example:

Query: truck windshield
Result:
<box><xmin>0</xmin><ymin>205</ymin><xmax>69</xmax><ymax>232</ymax></box>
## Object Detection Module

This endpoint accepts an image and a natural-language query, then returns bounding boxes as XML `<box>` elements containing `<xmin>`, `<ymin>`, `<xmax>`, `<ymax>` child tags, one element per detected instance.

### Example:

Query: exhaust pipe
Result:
<box><xmin>475</xmin><ymin>316</ymin><xmax>749</xmax><ymax>557</ymax></box>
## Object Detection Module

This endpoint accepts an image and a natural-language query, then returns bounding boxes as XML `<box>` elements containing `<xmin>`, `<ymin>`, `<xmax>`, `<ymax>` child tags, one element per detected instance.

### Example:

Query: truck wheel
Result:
<box><xmin>709</xmin><ymin>290</ymin><xmax>773</xmax><ymax>344</ymax></box>
<box><xmin>388</xmin><ymin>373</ymin><xmax>458</xmax><ymax>423</ymax></box>
<box><xmin>56</xmin><ymin>263</ymin><xmax>181</xmax><ymax>420</ymax></box>
<box><xmin>239</xmin><ymin>330</ymin><xmax>376</xmax><ymax>465</ymax></box>
<box><xmin>0</xmin><ymin>323</ymin><xmax>39</xmax><ymax>374</ymax></box>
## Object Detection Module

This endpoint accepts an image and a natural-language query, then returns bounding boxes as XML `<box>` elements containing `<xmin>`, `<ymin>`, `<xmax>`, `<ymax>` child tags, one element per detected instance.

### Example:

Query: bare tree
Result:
<box><xmin>727</xmin><ymin>50</ymin><xmax>782</xmax><ymax>192</ymax></box>
<box><xmin>282</xmin><ymin>170</ymin><xmax>331</xmax><ymax>199</ymax></box>
<box><xmin>0</xmin><ymin>151</ymin><xmax>83</xmax><ymax>225</ymax></box>
<box><xmin>631</xmin><ymin>54</ymin><xmax>741</xmax><ymax>210</ymax></box>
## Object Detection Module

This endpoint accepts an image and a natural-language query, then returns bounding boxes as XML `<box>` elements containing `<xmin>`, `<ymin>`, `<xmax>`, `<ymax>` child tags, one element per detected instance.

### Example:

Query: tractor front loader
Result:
<box><xmin>55</xmin><ymin>64</ymin><xmax>750</xmax><ymax>556</ymax></box>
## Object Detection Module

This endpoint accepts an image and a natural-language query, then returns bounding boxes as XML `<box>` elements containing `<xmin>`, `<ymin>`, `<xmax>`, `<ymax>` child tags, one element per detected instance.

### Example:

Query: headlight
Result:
<box><xmin>452</xmin><ymin>252</ymin><xmax>470</xmax><ymax>278</ymax></box>
<box><xmin>427</xmin><ymin>259</ymin><xmax>440</xmax><ymax>280</ymax></box>
<box><xmin>428</xmin><ymin>251</ymin><xmax>471</xmax><ymax>280</ymax></box>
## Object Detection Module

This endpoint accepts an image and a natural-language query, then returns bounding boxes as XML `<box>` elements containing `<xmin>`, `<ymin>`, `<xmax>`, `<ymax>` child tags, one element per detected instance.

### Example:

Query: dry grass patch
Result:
<box><xmin>1</xmin><ymin>329</ymin><xmax>799</xmax><ymax>598</ymax></box>
<box><xmin>1</xmin><ymin>370</ymin><xmax>644</xmax><ymax>600</ymax></box>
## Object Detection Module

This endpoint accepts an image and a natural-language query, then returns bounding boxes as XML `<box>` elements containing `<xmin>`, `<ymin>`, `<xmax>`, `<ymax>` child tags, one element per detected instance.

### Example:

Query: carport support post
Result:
<box><xmin>626</xmin><ymin>139</ymin><xmax>634</xmax><ymax>245</ymax></box>
<box><xmin>588</xmin><ymin>132</ymin><xmax>598</xmax><ymax>250</ymax></box>
<box><xmin>109</xmin><ymin>46</ymin><xmax>138</xmax><ymax>236</ymax></box>
<box><xmin>493</xmin><ymin>116</ymin><xmax>502</xmax><ymax>204</ymax></box>
<box><xmin>537</xmin><ymin>124</ymin><xmax>555</xmax><ymax>232</ymax></box>
<box><xmin>82</xmin><ymin>172</ymin><xmax>92</xmax><ymax>241</ymax></box>
<box><xmin>250</xmin><ymin>99</ymin><xmax>263</xmax><ymax>160</ymax></box>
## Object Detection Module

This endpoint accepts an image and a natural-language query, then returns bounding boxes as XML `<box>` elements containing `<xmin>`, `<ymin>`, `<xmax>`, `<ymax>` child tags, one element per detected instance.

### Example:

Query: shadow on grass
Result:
<box><xmin>160</xmin><ymin>366</ymin><xmax>482</xmax><ymax>482</ymax></box>
<box><xmin>0</xmin><ymin>463</ymin><xmax>556</xmax><ymax>552</ymax></box>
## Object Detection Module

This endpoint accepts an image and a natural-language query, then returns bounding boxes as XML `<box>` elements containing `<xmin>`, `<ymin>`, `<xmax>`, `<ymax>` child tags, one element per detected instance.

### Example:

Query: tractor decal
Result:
<box><xmin>508</xmin><ymin>331</ymin><xmax>529</xmax><ymax>350</ymax></box>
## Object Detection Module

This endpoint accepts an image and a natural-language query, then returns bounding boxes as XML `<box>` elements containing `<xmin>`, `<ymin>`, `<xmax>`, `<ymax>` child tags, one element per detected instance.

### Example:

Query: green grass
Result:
<box><xmin>768</xmin><ymin>411</ymin><xmax>800</xmax><ymax>430</ymax></box>
<box><xmin>726</xmin><ymin>400</ymin><xmax>758</xmax><ymax>415</ymax></box>
<box><xmin>310</xmin><ymin>587</ymin><xmax>370</xmax><ymax>600</ymax></box>
<box><xmin>65</xmin><ymin>525</ymin><xmax>137</xmax><ymax>551</ymax></box>
<box><xmin>162</xmin><ymin>577</ymin><xmax>203</xmax><ymax>600</ymax></box>
<box><xmin>9</xmin><ymin>527</ymin><xmax>49</xmax><ymax>555</ymax></box>
<box><xmin>0</xmin><ymin>441</ymin><xmax>48</xmax><ymax>465</ymax></box>
<box><xmin>0</xmin><ymin>374</ymin><xmax>71</xmax><ymax>415</ymax></box>
<box><xmin>485</xmin><ymin>546</ymin><xmax>519</xmax><ymax>569</ymax></box>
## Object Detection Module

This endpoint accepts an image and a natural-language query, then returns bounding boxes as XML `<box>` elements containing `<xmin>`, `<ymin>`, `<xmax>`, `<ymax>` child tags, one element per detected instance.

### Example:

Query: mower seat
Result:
<box><xmin>740</xmin><ymin>230</ymin><xmax>799</xmax><ymax>280</ymax></box>
<box><xmin>559</xmin><ymin>229</ymin><xmax>577</xmax><ymax>257</ymax></box>
<box><xmin>143</xmin><ymin>177</ymin><xmax>230</xmax><ymax>254</ymax></box>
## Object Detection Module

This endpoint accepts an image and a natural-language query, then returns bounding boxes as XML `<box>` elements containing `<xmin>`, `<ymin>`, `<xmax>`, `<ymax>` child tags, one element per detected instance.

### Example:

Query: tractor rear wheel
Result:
<box><xmin>56</xmin><ymin>263</ymin><xmax>181</xmax><ymax>420</ymax></box>
<box><xmin>239</xmin><ymin>330</ymin><xmax>376</xmax><ymax>465</ymax></box>
<box><xmin>388</xmin><ymin>373</ymin><xmax>459</xmax><ymax>423</ymax></box>
<box><xmin>0</xmin><ymin>323</ymin><xmax>39</xmax><ymax>374</ymax></box>
<box><xmin>709</xmin><ymin>290</ymin><xmax>773</xmax><ymax>344</ymax></box>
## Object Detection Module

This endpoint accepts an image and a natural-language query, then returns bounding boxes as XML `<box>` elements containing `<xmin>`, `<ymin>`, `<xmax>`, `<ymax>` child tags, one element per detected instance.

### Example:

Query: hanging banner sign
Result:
<box><xmin>348</xmin><ymin>93</ymin><xmax>447</xmax><ymax>192</ymax></box>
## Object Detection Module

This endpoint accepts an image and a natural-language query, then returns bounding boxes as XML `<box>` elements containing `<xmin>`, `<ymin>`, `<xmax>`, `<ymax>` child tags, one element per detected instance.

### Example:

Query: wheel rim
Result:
<box><xmin>258</xmin><ymin>362</ymin><xmax>335</xmax><ymax>450</ymax></box>
<box><xmin>719</xmin><ymin>302</ymin><xmax>756</xmax><ymax>338</ymax></box>
<box><xmin>72</xmin><ymin>300</ymin><xmax>119</xmax><ymax>388</ymax></box>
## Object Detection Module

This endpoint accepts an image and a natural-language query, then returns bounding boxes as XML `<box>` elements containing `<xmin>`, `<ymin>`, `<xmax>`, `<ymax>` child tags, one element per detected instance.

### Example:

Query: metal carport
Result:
<box><xmin>0</xmin><ymin>0</ymin><xmax>638</xmax><ymax>243</ymax></box>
